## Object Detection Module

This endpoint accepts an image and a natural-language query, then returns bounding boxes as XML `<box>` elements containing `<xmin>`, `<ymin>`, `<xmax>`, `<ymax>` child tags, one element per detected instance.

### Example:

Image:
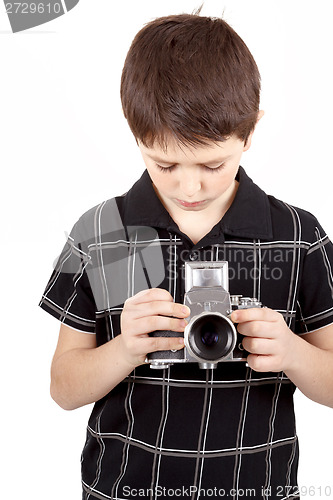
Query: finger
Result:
<box><xmin>237</xmin><ymin>321</ymin><xmax>274</xmax><ymax>338</ymax></box>
<box><xmin>130</xmin><ymin>315</ymin><xmax>188</xmax><ymax>336</ymax></box>
<box><xmin>128</xmin><ymin>299</ymin><xmax>190</xmax><ymax>320</ymax></box>
<box><xmin>128</xmin><ymin>288</ymin><xmax>174</xmax><ymax>305</ymax></box>
<box><xmin>247</xmin><ymin>354</ymin><xmax>279</xmax><ymax>373</ymax></box>
<box><xmin>231</xmin><ymin>307</ymin><xmax>279</xmax><ymax>324</ymax></box>
<box><xmin>242</xmin><ymin>336</ymin><xmax>275</xmax><ymax>355</ymax></box>
<box><xmin>142</xmin><ymin>336</ymin><xmax>185</xmax><ymax>354</ymax></box>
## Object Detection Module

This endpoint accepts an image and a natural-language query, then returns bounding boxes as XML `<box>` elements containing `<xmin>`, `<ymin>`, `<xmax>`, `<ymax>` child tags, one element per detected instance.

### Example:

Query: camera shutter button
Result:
<box><xmin>189</xmin><ymin>252</ymin><xmax>199</xmax><ymax>261</ymax></box>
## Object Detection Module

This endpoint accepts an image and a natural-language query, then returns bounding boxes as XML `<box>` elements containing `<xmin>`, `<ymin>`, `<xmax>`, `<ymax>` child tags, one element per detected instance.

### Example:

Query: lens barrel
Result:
<box><xmin>186</xmin><ymin>312</ymin><xmax>236</xmax><ymax>362</ymax></box>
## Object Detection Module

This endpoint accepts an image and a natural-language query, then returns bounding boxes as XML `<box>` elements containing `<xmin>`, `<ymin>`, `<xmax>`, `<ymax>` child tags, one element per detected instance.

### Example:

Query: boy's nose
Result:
<box><xmin>179</xmin><ymin>173</ymin><xmax>202</xmax><ymax>197</ymax></box>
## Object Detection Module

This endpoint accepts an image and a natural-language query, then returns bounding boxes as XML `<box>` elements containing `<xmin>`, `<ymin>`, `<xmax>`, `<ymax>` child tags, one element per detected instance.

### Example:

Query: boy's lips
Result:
<box><xmin>176</xmin><ymin>199</ymin><xmax>207</xmax><ymax>208</ymax></box>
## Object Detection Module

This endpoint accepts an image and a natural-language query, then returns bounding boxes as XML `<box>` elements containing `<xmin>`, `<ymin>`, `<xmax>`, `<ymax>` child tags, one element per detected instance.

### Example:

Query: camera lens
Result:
<box><xmin>201</xmin><ymin>328</ymin><xmax>219</xmax><ymax>347</ymax></box>
<box><xmin>187</xmin><ymin>313</ymin><xmax>236</xmax><ymax>362</ymax></box>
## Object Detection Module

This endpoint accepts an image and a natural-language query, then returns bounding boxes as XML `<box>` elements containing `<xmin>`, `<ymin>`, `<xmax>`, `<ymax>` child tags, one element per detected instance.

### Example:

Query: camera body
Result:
<box><xmin>146</xmin><ymin>261</ymin><xmax>262</xmax><ymax>369</ymax></box>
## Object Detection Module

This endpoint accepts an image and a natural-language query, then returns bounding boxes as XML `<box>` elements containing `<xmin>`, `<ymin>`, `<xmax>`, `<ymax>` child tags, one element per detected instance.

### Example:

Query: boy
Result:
<box><xmin>40</xmin><ymin>13</ymin><xmax>333</xmax><ymax>500</ymax></box>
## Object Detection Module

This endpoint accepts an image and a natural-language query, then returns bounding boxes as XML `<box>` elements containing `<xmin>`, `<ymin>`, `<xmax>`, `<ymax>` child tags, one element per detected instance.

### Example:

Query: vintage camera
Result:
<box><xmin>146</xmin><ymin>261</ymin><xmax>262</xmax><ymax>369</ymax></box>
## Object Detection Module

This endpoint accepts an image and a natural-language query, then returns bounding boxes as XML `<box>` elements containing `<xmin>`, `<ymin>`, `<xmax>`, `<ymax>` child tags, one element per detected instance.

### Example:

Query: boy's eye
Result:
<box><xmin>156</xmin><ymin>162</ymin><xmax>226</xmax><ymax>173</ymax></box>
<box><xmin>204</xmin><ymin>163</ymin><xmax>225</xmax><ymax>172</ymax></box>
<box><xmin>156</xmin><ymin>164</ymin><xmax>176</xmax><ymax>173</ymax></box>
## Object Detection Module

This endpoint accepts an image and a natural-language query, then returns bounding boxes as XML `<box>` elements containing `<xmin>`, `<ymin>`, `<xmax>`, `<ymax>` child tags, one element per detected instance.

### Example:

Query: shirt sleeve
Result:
<box><xmin>39</xmin><ymin>220</ymin><xmax>97</xmax><ymax>334</ymax></box>
<box><xmin>295</xmin><ymin>218</ymin><xmax>333</xmax><ymax>334</ymax></box>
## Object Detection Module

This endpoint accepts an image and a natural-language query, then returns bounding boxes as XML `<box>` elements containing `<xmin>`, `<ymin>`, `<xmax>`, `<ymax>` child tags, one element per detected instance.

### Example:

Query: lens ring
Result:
<box><xmin>185</xmin><ymin>312</ymin><xmax>236</xmax><ymax>362</ymax></box>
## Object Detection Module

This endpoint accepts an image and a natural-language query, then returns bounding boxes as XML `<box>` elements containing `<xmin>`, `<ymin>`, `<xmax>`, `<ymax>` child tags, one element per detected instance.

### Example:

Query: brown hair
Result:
<box><xmin>120</xmin><ymin>13</ymin><xmax>261</xmax><ymax>149</ymax></box>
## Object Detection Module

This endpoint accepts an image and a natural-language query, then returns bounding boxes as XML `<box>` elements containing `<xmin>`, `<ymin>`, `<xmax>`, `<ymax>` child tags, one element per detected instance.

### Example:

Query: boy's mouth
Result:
<box><xmin>176</xmin><ymin>199</ymin><xmax>207</xmax><ymax>208</ymax></box>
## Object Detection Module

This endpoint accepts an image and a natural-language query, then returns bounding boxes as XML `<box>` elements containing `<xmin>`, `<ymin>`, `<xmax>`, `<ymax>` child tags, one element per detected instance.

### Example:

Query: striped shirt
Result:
<box><xmin>40</xmin><ymin>167</ymin><xmax>333</xmax><ymax>500</ymax></box>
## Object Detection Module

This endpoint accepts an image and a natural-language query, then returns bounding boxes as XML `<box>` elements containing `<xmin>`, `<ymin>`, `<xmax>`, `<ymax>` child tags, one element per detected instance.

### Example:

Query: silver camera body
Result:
<box><xmin>146</xmin><ymin>261</ymin><xmax>261</xmax><ymax>369</ymax></box>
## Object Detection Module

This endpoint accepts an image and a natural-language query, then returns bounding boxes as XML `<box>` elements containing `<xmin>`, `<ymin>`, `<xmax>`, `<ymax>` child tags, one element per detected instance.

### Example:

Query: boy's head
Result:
<box><xmin>121</xmin><ymin>13</ymin><xmax>261</xmax><ymax>150</ymax></box>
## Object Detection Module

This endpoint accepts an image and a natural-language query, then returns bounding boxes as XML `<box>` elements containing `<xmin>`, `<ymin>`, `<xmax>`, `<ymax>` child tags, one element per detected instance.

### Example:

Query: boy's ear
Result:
<box><xmin>243</xmin><ymin>110</ymin><xmax>264</xmax><ymax>152</ymax></box>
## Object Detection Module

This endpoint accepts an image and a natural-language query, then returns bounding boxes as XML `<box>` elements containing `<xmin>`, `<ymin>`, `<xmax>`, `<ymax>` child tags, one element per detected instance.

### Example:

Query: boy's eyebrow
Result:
<box><xmin>144</xmin><ymin>152</ymin><xmax>178</xmax><ymax>164</ymax></box>
<box><xmin>146</xmin><ymin>153</ymin><xmax>231</xmax><ymax>165</ymax></box>
<box><xmin>202</xmin><ymin>155</ymin><xmax>231</xmax><ymax>166</ymax></box>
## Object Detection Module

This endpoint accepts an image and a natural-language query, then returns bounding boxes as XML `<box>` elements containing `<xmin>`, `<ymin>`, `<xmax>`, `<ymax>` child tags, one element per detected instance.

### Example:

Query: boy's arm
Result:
<box><xmin>232</xmin><ymin>308</ymin><xmax>333</xmax><ymax>408</ymax></box>
<box><xmin>50</xmin><ymin>326</ymin><xmax>134</xmax><ymax>410</ymax></box>
<box><xmin>50</xmin><ymin>288</ymin><xmax>188</xmax><ymax>411</ymax></box>
<box><xmin>283</xmin><ymin>324</ymin><xmax>333</xmax><ymax>406</ymax></box>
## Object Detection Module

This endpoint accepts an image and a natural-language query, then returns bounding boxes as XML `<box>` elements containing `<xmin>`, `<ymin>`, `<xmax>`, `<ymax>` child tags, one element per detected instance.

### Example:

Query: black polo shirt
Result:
<box><xmin>40</xmin><ymin>167</ymin><xmax>333</xmax><ymax>500</ymax></box>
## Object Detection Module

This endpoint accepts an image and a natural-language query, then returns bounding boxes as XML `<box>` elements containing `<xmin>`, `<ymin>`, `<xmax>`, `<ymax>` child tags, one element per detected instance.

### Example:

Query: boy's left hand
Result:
<box><xmin>230</xmin><ymin>308</ymin><xmax>299</xmax><ymax>373</ymax></box>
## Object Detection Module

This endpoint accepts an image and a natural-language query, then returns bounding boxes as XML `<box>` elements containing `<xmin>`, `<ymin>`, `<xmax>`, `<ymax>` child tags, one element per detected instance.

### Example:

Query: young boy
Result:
<box><xmin>40</xmin><ymin>13</ymin><xmax>333</xmax><ymax>500</ymax></box>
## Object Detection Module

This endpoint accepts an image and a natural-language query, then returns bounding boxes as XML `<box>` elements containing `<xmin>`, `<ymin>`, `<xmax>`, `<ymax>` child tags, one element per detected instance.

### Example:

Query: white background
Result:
<box><xmin>1</xmin><ymin>0</ymin><xmax>332</xmax><ymax>498</ymax></box>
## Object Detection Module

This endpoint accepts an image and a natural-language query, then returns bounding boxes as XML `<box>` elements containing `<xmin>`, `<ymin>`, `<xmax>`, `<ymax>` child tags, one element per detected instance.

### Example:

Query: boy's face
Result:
<box><xmin>138</xmin><ymin>135</ymin><xmax>251</xmax><ymax>218</ymax></box>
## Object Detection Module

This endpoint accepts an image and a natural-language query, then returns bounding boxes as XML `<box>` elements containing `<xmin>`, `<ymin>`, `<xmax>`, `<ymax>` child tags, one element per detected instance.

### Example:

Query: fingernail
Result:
<box><xmin>172</xmin><ymin>338</ymin><xmax>184</xmax><ymax>351</ymax></box>
<box><xmin>231</xmin><ymin>311</ymin><xmax>239</xmax><ymax>322</ymax></box>
<box><xmin>182</xmin><ymin>306</ymin><xmax>190</xmax><ymax>316</ymax></box>
<box><xmin>180</xmin><ymin>319</ymin><xmax>188</xmax><ymax>327</ymax></box>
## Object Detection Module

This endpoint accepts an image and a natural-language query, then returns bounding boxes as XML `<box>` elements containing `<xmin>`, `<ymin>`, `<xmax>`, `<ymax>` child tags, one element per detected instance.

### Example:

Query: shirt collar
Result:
<box><xmin>221</xmin><ymin>166</ymin><xmax>273</xmax><ymax>240</ymax></box>
<box><xmin>121</xmin><ymin>166</ymin><xmax>273</xmax><ymax>242</ymax></box>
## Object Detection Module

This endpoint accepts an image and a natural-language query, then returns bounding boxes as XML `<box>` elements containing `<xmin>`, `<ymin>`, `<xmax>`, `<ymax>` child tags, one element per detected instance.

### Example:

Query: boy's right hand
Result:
<box><xmin>119</xmin><ymin>288</ymin><xmax>190</xmax><ymax>368</ymax></box>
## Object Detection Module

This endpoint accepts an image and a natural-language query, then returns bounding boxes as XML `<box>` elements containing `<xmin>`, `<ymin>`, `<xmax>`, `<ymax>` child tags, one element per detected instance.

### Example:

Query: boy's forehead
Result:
<box><xmin>138</xmin><ymin>135</ymin><xmax>243</xmax><ymax>163</ymax></box>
